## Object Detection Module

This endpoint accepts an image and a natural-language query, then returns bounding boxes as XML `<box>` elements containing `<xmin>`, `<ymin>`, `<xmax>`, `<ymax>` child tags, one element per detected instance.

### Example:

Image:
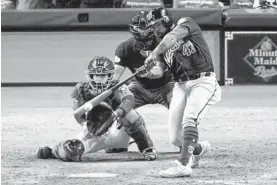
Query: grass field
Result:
<box><xmin>1</xmin><ymin>85</ymin><xmax>277</xmax><ymax>185</ymax></box>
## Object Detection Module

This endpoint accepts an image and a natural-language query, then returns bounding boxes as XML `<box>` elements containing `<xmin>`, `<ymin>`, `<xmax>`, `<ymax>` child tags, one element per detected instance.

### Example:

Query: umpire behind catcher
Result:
<box><xmin>105</xmin><ymin>10</ymin><xmax>175</xmax><ymax>154</ymax></box>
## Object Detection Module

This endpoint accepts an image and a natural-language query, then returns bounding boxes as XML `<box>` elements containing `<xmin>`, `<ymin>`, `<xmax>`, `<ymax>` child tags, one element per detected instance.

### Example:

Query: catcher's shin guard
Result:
<box><xmin>123</xmin><ymin>113</ymin><xmax>157</xmax><ymax>160</ymax></box>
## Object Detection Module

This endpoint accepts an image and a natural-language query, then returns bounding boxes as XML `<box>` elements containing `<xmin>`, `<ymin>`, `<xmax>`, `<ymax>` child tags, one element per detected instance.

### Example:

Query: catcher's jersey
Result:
<box><xmin>163</xmin><ymin>17</ymin><xmax>214</xmax><ymax>80</ymax></box>
<box><xmin>115</xmin><ymin>37</ymin><xmax>173</xmax><ymax>89</ymax></box>
<box><xmin>72</xmin><ymin>81</ymin><xmax>132</xmax><ymax>110</ymax></box>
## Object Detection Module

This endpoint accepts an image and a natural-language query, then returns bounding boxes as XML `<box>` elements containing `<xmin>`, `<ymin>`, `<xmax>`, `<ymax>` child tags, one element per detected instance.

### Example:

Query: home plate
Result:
<box><xmin>68</xmin><ymin>173</ymin><xmax>119</xmax><ymax>178</ymax></box>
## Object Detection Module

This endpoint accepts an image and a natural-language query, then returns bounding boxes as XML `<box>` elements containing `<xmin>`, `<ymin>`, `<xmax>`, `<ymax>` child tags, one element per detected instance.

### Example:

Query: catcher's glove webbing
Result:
<box><xmin>85</xmin><ymin>102</ymin><xmax>115</xmax><ymax>136</ymax></box>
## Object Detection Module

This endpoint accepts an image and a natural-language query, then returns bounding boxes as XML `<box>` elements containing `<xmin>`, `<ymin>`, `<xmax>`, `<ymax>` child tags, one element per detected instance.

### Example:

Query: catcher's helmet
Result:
<box><xmin>146</xmin><ymin>8</ymin><xmax>174</xmax><ymax>33</ymax></box>
<box><xmin>129</xmin><ymin>11</ymin><xmax>155</xmax><ymax>50</ymax></box>
<box><xmin>86</xmin><ymin>56</ymin><xmax>114</xmax><ymax>94</ymax></box>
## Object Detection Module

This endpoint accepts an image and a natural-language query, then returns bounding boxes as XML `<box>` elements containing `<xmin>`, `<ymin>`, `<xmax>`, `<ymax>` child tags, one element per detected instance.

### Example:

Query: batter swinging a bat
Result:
<box><xmin>144</xmin><ymin>8</ymin><xmax>222</xmax><ymax>177</ymax></box>
<box><xmin>36</xmin><ymin>56</ymin><xmax>157</xmax><ymax>161</ymax></box>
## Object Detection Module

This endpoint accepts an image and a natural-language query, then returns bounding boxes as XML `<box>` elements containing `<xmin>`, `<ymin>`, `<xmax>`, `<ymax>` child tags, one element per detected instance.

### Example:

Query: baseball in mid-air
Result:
<box><xmin>84</xmin><ymin>103</ymin><xmax>93</xmax><ymax>111</ymax></box>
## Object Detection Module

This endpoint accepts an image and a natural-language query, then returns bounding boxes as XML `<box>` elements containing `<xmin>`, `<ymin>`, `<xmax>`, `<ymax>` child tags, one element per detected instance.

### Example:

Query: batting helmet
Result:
<box><xmin>146</xmin><ymin>8</ymin><xmax>174</xmax><ymax>31</ymax></box>
<box><xmin>129</xmin><ymin>11</ymin><xmax>156</xmax><ymax>50</ymax></box>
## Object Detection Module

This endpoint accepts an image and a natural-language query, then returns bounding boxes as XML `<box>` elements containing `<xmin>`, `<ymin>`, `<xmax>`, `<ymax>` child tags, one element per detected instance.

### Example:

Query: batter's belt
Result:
<box><xmin>178</xmin><ymin>72</ymin><xmax>214</xmax><ymax>82</ymax></box>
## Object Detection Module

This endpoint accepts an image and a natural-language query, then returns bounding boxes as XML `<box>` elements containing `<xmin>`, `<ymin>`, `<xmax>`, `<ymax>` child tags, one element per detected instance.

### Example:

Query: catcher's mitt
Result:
<box><xmin>85</xmin><ymin>102</ymin><xmax>115</xmax><ymax>136</ymax></box>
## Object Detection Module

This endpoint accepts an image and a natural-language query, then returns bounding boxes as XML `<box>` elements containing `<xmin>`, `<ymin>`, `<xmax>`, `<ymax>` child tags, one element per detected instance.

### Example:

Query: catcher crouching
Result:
<box><xmin>36</xmin><ymin>56</ymin><xmax>157</xmax><ymax>161</ymax></box>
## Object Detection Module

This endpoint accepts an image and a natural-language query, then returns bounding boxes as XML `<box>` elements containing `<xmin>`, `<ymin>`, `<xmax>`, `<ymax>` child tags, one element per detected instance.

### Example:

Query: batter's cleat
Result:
<box><xmin>191</xmin><ymin>141</ymin><xmax>211</xmax><ymax>168</ymax></box>
<box><xmin>105</xmin><ymin>148</ymin><xmax>128</xmax><ymax>153</ymax></box>
<box><xmin>159</xmin><ymin>160</ymin><xmax>193</xmax><ymax>178</ymax></box>
<box><xmin>142</xmin><ymin>148</ymin><xmax>157</xmax><ymax>161</ymax></box>
<box><xmin>36</xmin><ymin>146</ymin><xmax>56</xmax><ymax>159</ymax></box>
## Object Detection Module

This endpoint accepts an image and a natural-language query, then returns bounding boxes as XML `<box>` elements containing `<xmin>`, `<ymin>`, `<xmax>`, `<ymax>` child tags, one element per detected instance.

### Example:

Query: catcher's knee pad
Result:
<box><xmin>122</xmin><ymin>112</ymin><xmax>154</xmax><ymax>152</ymax></box>
<box><xmin>183</xmin><ymin>126</ymin><xmax>199</xmax><ymax>143</ymax></box>
<box><xmin>52</xmin><ymin>139</ymin><xmax>85</xmax><ymax>162</ymax></box>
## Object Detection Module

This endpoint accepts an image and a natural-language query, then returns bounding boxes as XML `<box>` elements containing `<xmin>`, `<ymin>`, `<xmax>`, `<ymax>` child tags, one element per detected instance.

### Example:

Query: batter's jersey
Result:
<box><xmin>163</xmin><ymin>17</ymin><xmax>214</xmax><ymax>81</ymax></box>
<box><xmin>72</xmin><ymin>82</ymin><xmax>132</xmax><ymax>110</ymax></box>
<box><xmin>115</xmin><ymin>37</ymin><xmax>173</xmax><ymax>89</ymax></box>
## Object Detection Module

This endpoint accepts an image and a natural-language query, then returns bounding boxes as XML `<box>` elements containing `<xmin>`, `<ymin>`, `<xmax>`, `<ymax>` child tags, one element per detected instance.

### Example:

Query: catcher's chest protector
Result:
<box><xmin>78</xmin><ymin>82</ymin><xmax>119</xmax><ymax>109</ymax></box>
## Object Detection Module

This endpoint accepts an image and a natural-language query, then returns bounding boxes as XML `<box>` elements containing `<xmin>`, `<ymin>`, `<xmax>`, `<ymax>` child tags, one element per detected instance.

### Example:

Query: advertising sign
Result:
<box><xmin>121</xmin><ymin>0</ymin><xmax>164</xmax><ymax>8</ymax></box>
<box><xmin>177</xmin><ymin>0</ymin><xmax>220</xmax><ymax>8</ymax></box>
<box><xmin>225</xmin><ymin>32</ymin><xmax>277</xmax><ymax>85</ymax></box>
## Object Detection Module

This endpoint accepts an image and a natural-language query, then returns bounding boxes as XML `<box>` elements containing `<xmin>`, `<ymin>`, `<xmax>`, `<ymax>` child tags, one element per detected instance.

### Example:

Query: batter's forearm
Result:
<box><xmin>152</xmin><ymin>33</ymin><xmax>177</xmax><ymax>55</ymax></box>
<box><xmin>152</xmin><ymin>33</ymin><xmax>178</xmax><ymax>55</ymax></box>
<box><xmin>152</xmin><ymin>26</ymin><xmax>189</xmax><ymax>56</ymax></box>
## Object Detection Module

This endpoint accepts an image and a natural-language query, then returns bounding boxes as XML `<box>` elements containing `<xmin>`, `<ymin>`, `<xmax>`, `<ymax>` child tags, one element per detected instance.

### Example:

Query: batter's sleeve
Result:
<box><xmin>176</xmin><ymin>17</ymin><xmax>201</xmax><ymax>36</ymax></box>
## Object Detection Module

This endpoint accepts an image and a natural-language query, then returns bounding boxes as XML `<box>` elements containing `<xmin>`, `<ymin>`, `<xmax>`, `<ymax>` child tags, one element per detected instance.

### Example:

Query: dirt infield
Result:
<box><xmin>1</xmin><ymin>85</ymin><xmax>277</xmax><ymax>185</ymax></box>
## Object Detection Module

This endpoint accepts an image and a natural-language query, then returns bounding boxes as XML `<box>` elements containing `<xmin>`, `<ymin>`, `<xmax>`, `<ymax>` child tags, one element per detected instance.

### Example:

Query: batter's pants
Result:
<box><xmin>168</xmin><ymin>73</ymin><xmax>222</xmax><ymax>147</ymax></box>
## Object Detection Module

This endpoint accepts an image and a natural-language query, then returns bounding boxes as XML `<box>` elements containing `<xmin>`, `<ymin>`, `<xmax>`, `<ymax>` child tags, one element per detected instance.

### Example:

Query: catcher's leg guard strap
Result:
<box><xmin>123</xmin><ymin>113</ymin><xmax>154</xmax><ymax>152</ymax></box>
<box><xmin>53</xmin><ymin>139</ymin><xmax>85</xmax><ymax>162</ymax></box>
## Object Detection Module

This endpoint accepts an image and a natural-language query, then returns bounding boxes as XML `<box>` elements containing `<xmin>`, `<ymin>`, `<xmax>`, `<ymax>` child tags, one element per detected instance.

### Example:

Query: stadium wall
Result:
<box><xmin>2</xmin><ymin>8</ymin><xmax>277</xmax><ymax>86</ymax></box>
<box><xmin>1</xmin><ymin>31</ymin><xmax>220</xmax><ymax>84</ymax></box>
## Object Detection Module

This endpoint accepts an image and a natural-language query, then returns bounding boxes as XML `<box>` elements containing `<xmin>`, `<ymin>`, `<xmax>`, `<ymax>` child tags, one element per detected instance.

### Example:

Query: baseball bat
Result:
<box><xmin>73</xmin><ymin>65</ymin><xmax>149</xmax><ymax>118</ymax></box>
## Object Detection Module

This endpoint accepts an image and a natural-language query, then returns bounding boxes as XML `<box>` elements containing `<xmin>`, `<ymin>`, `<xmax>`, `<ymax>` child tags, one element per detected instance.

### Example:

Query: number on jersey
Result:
<box><xmin>182</xmin><ymin>41</ymin><xmax>196</xmax><ymax>56</ymax></box>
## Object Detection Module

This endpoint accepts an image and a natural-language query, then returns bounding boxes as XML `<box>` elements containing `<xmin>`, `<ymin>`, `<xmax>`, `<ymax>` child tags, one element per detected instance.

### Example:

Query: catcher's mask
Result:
<box><xmin>146</xmin><ymin>8</ymin><xmax>174</xmax><ymax>39</ymax></box>
<box><xmin>129</xmin><ymin>11</ymin><xmax>156</xmax><ymax>50</ymax></box>
<box><xmin>86</xmin><ymin>56</ymin><xmax>115</xmax><ymax>94</ymax></box>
